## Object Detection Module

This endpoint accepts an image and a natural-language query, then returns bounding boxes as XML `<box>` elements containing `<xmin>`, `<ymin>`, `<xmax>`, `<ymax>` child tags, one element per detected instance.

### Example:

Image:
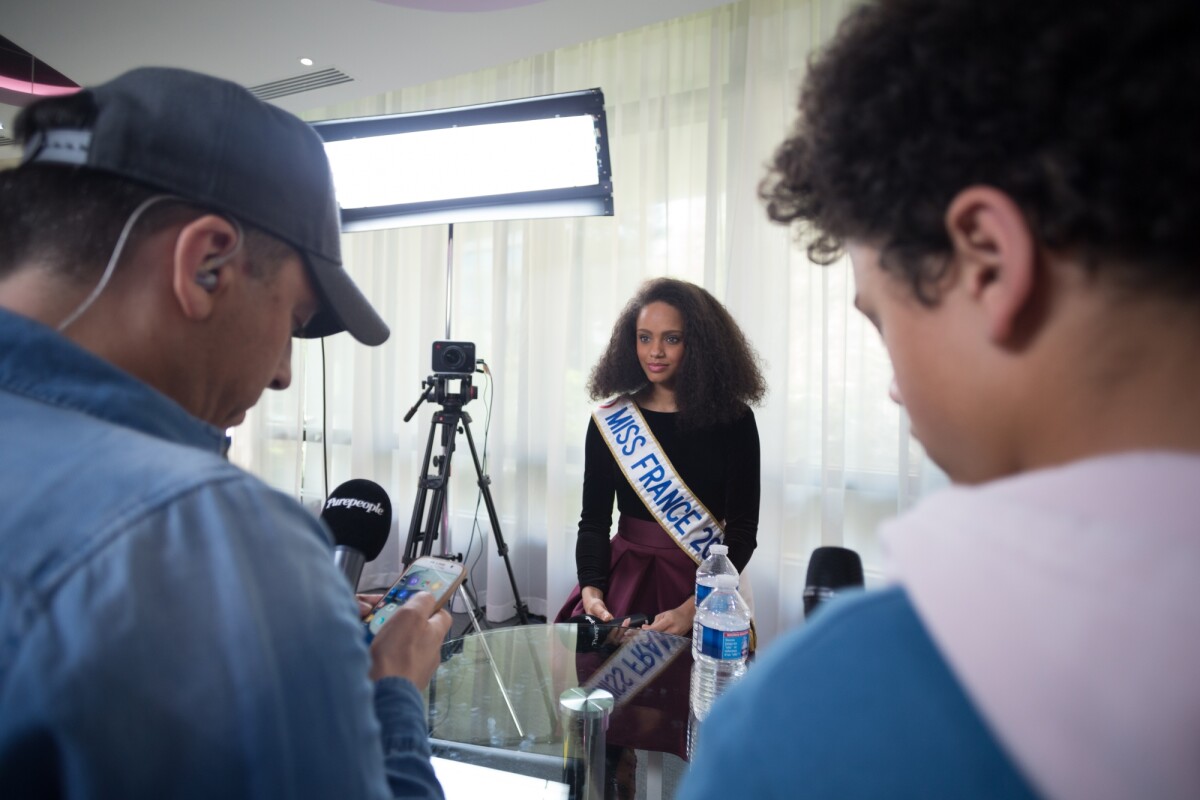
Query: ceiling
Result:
<box><xmin>0</xmin><ymin>0</ymin><xmax>733</xmax><ymax>151</ymax></box>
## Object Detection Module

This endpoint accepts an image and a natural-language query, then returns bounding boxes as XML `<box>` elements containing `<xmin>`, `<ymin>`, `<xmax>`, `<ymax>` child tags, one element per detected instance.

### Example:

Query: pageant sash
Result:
<box><xmin>583</xmin><ymin>629</ymin><xmax>689</xmax><ymax>707</ymax></box>
<box><xmin>593</xmin><ymin>396</ymin><xmax>724</xmax><ymax>565</ymax></box>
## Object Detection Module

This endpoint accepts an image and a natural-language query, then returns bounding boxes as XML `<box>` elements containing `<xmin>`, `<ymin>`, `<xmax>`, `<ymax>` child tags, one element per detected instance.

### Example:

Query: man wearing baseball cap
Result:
<box><xmin>0</xmin><ymin>67</ymin><xmax>448</xmax><ymax>798</ymax></box>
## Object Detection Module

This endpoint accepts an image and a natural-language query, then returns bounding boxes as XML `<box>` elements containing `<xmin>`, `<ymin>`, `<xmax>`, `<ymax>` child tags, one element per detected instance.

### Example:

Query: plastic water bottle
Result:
<box><xmin>693</xmin><ymin>544</ymin><xmax>738</xmax><ymax>657</ymax></box>
<box><xmin>689</xmin><ymin>575</ymin><xmax>751</xmax><ymax>722</ymax></box>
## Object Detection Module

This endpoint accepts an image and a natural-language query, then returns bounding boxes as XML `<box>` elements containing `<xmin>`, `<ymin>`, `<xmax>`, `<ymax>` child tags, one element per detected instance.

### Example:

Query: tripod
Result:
<box><xmin>401</xmin><ymin>372</ymin><xmax>531</xmax><ymax>626</ymax></box>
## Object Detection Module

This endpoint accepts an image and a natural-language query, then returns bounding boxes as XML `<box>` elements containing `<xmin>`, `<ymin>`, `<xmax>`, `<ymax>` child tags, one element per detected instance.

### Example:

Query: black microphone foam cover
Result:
<box><xmin>806</xmin><ymin>546</ymin><xmax>865</xmax><ymax>588</ymax></box>
<box><xmin>804</xmin><ymin>546</ymin><xmax>865</xmax><ymax>617</ymax></box>
<box><xmin>566</xmin><ymin>614</ymin><xmax>609</xmax><ymax>652</ymax></box>
<box><xmin>564</xmin><ymin>614</ymin><xmax>650</xmax><ymax>653</ymax></box>
<box><xmin>320</xmin><ymin>479</ymin><xmax>392</xmax><ymax>560</ymax></box>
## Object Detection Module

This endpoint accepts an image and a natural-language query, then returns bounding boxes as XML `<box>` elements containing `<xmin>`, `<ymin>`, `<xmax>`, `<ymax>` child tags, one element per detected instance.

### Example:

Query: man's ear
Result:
<box><xmin>944</xmin><ymin>186</ymin><xmax>1037</xmax><ymax>344</ymax></box>
<box><xmin>170</xmin><ymin>214</ymin><xmax>241</xmax><ymax>321</ymax></box>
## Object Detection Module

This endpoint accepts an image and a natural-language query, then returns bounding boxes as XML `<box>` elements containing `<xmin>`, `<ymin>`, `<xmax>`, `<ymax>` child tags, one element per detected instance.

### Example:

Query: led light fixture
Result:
<box><xmin>311</xmin><ymin>88</ymin><xmax>613</xmax><ymax>231</ymax></box>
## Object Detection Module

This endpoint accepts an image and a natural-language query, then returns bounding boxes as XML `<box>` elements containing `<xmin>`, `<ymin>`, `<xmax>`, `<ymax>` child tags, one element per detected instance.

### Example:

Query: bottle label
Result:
<box><xmin>699</xmin><ymin>626</ymin><xmax>750</xmax><ymax>660</ymax></box>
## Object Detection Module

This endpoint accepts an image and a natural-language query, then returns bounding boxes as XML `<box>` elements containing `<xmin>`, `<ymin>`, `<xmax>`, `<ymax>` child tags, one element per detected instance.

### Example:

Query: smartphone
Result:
<box><xmin>363</xmin><ymin>556</ymin><xmax>466</xmax><ymax>643</ymax></box>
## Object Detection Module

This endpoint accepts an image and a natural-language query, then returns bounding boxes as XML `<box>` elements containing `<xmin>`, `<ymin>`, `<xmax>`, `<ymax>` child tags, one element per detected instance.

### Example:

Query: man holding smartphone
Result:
<box><xmin>0</xmin><ymin>68</ymin><xmax>450</xmax><ymax>798</ymax></box>
<box><xmin>364</xmin><ymin>557</ymin><xmax>467</xmax><ymax>644</ymax></box>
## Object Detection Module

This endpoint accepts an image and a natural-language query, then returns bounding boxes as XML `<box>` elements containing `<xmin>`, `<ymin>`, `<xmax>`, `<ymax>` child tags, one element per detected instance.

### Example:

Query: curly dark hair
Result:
<box><xmin>760</xmin><ymin>0</ymin><xmax>1200</xmax><ymax>303</ymax></box>
<box><xmin>588</xmin><ymin>278</ymin><xmax>766</xmax><ymax>430</ymax></box>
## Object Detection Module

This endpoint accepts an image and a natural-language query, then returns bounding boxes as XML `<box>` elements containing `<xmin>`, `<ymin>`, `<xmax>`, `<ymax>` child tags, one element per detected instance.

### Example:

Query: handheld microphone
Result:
<box><xmin>319</xmin><ymin>479</ymin><xmax>392</xmax><ymax>590</ymax></box>
<box><xmin>565</xmin><ymin>614</ymin><xmax>651</xmax><ymax>653</ymax></box>
<box><xmin>803</xmin><ymin>546</ymin><xmax>864</xmax><ymax>618</ymax></box>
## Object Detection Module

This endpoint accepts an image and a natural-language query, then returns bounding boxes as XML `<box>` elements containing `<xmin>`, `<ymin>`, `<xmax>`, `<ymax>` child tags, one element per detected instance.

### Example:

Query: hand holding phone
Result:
<box><xmin>366</xmin><ymin>591</ymin><xmax>453</xmax><ymax>688</ymax></box>
<box><xmin>363</xmin><ymin>556</ymin><xmax>466</xmax><ymax>643</ymax></box>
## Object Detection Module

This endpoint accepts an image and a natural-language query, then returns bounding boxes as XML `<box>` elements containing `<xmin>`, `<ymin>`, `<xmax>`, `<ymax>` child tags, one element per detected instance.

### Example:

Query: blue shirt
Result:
<box><xmin>0</xmin><ymin>308</ymin><xmax>442</xmax><ymax>800</ymax></box>
<box><xmin>678</xmin><ymin>586</ymin><xmax>1040</xmax><ymax>799</ymax></box>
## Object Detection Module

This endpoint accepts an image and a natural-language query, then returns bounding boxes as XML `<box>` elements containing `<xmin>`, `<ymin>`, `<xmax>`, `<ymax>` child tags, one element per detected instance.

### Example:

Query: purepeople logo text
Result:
<box><xmin>324</xmin><ymin>497</ymin><xmax>386</xmax><ymax>515</ymax></box>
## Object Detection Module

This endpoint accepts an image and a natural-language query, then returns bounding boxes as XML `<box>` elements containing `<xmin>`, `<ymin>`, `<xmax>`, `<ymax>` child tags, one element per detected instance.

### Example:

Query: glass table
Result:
<box><xmin>425</xmin><ymin>624</ymin><xmax>694</xmax><ymax>799</ymax></box>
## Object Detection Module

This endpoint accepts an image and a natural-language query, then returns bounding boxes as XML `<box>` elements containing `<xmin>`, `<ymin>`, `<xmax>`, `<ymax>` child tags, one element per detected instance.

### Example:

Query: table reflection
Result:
<box><xmin>425</xmin><ymin>624</ymin><xmax>693</xmax><ymax>798</ymax></box>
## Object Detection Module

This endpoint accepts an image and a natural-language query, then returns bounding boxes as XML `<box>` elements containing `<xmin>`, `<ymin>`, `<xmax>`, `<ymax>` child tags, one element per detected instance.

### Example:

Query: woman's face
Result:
<box><xmin>635</xmin><ymin>301</ymin><xmax>685</xmax><ymax>388</ymax></box>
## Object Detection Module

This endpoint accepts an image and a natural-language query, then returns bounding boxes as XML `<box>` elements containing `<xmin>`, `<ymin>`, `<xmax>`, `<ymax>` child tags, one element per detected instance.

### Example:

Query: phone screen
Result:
<box><xmin>363</xmin><ymin>558</ymin><xmax>464</xmax><ymax>642</ymax></box>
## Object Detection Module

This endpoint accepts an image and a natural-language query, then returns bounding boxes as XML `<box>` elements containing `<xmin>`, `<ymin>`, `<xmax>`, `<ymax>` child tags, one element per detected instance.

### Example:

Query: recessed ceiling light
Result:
<box><xmin>299</xmin><ymin>57</ymin><xmax>314</xmax><ymax>66</ymax></box>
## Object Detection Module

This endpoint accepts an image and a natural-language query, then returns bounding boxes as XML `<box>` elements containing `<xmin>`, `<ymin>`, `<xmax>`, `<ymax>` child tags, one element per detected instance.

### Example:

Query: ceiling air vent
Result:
<box><xmin>0</xmin><ymin>134</ymin><xmax>16</xmax><ymax>148</ymax></box>
<box><xmin>248</xmin><ymin>67</ymin><xmax>353</xmax><ymax>101</ymax></box>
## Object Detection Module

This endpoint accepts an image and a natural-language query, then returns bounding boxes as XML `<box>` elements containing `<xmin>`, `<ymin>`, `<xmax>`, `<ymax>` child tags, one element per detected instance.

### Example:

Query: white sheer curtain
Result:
<box><xmin>229</xmin><ymin>0</ymin><xmax>948</xmax><ymax>650</ymax></box>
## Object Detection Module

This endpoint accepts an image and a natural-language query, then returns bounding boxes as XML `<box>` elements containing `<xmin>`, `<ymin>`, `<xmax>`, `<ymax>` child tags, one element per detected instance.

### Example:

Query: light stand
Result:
<box><xmin>311</xmin><ymin>88</ymin><xmax>615</xmax><ymax>633</ymax></box>
<box><xmin>400</xmin><ymin>371</ymin><xmax>531</xmax><ymax>625</ymax></box>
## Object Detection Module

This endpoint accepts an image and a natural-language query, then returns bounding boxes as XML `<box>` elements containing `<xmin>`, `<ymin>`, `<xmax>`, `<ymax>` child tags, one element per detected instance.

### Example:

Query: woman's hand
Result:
<box><xmin>581</xmin><ymin>586</ymin><xmax>614</xmax><ymax>622</ymax></box>
<box><xmin>645</xmin><ymin>596</ymin><xmax>696</xmax><ymax>636</ymax></box>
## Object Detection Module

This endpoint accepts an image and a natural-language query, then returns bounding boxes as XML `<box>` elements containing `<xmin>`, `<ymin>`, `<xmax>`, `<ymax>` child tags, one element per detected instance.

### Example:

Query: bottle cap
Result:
<box><xmin>709</xmin><ymin>544</ymin><xmax>728</xmax><ymax>555</ymax></box>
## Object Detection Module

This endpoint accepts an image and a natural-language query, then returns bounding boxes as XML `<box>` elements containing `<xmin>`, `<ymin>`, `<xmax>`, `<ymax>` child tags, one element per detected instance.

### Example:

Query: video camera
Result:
<box><xmin>432</xmin><ymin>340</ymin><xmax>476</xmax><ymax>376</ymax></box>
<box><xmin>424</xmin><ymin>341</ymin><xmax>478</xmax><ymax>409</ymax></box>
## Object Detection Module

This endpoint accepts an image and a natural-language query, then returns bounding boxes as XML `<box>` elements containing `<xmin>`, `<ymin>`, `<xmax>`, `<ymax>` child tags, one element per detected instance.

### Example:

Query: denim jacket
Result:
<box><xmin>0</xmin><ymin>308</ymin><xmax>440</xmax><ymax>799</ymax></box>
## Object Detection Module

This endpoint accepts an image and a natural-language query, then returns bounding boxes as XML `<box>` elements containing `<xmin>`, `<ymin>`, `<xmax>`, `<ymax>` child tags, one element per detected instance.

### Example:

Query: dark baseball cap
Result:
<box><xmin>19</xmin><ymin>66</ymin><xmax>388</xmax><ymax>346</ymax></box>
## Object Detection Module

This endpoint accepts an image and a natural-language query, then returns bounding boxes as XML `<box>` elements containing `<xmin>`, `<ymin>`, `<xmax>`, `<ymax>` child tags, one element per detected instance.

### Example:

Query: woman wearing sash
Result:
<box><xmin>555</xmin><ymin>277</ymin><xmax>766</xmax><ymax>637</ymax></box>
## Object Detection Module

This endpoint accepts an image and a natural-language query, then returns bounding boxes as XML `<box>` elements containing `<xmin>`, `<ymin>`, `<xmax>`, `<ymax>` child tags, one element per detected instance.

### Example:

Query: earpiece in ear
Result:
<box><xmin>196</xmin><ymin>234</ymin><xmax>240</xmax><ymax>292</ymax></box>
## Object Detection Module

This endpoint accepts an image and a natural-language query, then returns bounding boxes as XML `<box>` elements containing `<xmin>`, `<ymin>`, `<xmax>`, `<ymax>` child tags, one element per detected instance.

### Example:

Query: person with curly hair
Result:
<box><xmin>554</xmin><ymin>277</ymin><xmax>766</xmax><ymax>637</ymax></box>
<box><xmin>681</xmin><ymin>0</ymin><xmax>1200</xmax><ymax>798</ymax></box>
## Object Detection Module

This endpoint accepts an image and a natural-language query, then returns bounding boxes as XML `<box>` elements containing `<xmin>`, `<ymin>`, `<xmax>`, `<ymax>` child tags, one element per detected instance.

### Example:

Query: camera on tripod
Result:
<box><xmin>426</xmin><ymin>341</ymin><xmax>478</xmax><ymax>408</ymax></box>
<box><xmin>432</xmin><ymin>341</ymin><xmax>476</xmax><ymax>375</ymax></box>
<box><xmin>401</xmin><ymin>340</ymin><xmax>533</xmax><ymax>625</ymax></box>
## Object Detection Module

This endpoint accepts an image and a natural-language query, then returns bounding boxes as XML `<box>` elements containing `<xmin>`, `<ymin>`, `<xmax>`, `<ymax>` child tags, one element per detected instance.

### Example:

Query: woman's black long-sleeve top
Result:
<box><xmin>574</xmin><ymin>405</ymin><xmax>760</xmax><ymax>593</ymax></box>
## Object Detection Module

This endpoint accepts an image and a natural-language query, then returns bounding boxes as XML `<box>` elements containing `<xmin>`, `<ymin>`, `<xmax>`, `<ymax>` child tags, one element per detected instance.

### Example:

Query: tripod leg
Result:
<box><xmin>420</xmin><ymin>411</ymin><xmax>460</xmax><ymax>558</ymax></box>
<box><xmin>402</xmin><ymin>415</ymin><xmax>441</xmax><ymax>566</ymax></box>
<box><xmin>460</xmin><ymin>415</ymin><xmax>532</xmax><ymax>624</ymax></box>
<box><xmin>459</xmin><ymin>584</ymin><xmax>525</xmax><ymax>739</ymax></box>
<box><xmin>452</xmin><ymin>573</ymin><xmax>486</xmax><ymax>633</ymax></box>
<box><xmin>458</xmin><ymin>419</ymin><xmax>562</xmax><ymax>739</ymax></box>
<box><xmin>404</xmin><ymin>410</ymin><xmax>463</xmax><ymax>566</ymax></box>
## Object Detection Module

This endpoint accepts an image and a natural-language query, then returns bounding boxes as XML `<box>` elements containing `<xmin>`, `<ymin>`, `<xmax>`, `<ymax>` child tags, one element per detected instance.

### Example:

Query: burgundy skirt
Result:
<box><xmin>555</xmin><ymin>516</ymin><xmax>698</xmax><ymax>760</ymax></box>
<box><xmin>554</xmin><ymin>515</ymin><xmax>698</xmax><ymax>622</ymax></box>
